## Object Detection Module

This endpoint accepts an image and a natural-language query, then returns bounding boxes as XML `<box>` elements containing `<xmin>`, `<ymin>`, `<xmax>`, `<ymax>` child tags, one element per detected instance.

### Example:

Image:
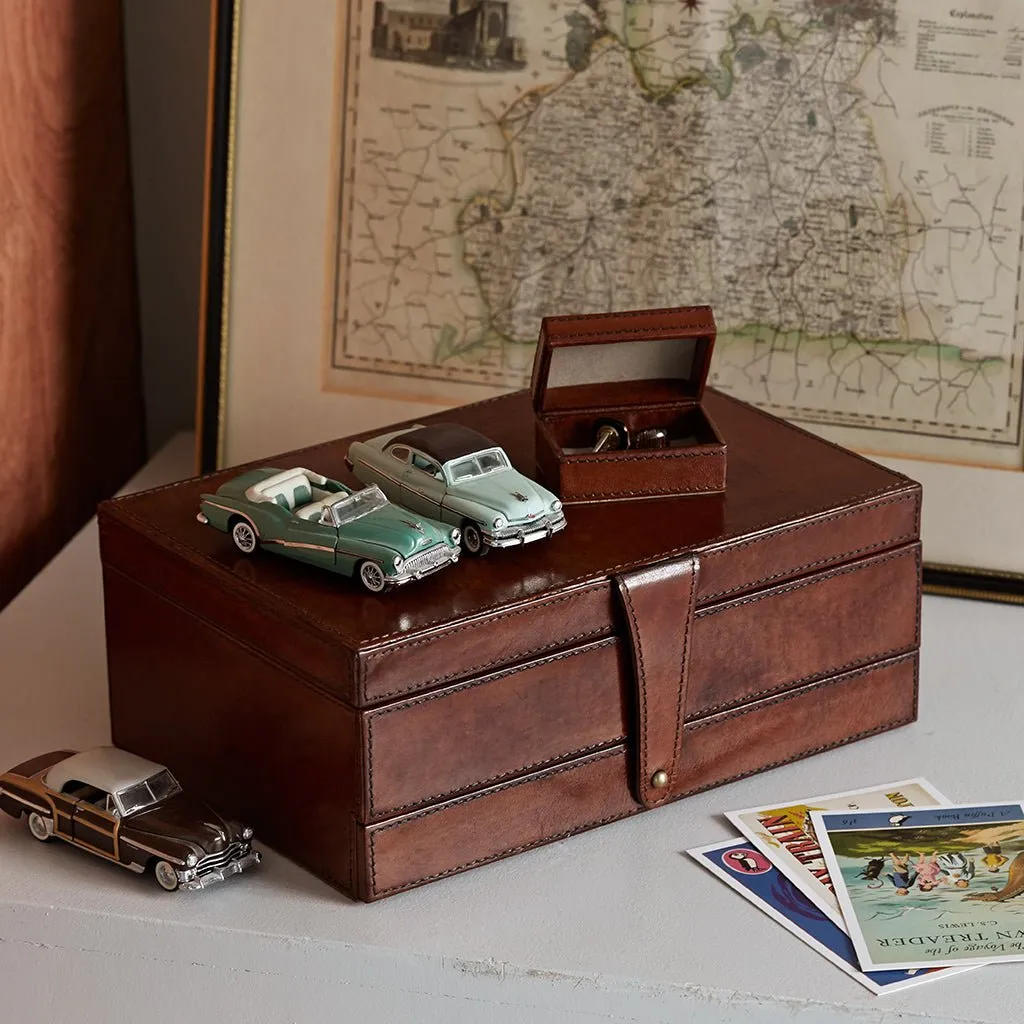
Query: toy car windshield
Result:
<box><xmin>326</xmin><ymin>485</ymin><xmax>389</xmax><ymax>526</ymax></box>
<box><xmin>447</xmin><ymin>450</ymin><xmax>509</xmax><ymax>483</ymax></box>
<box><xmin>116</xmin><ymin>769</ymin><xmax>183</xmax><ymax>817</ymax></box>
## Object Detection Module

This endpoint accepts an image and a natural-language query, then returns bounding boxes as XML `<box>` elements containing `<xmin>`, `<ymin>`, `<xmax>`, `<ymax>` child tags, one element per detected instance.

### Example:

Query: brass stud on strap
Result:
<box><xmin>651</xmin><ymin>769</ymin><xmax>669</xmax><ymax>789</ymax></box>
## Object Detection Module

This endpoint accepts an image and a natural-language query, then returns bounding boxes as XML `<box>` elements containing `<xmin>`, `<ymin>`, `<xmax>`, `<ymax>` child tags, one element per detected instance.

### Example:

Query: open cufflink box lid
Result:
<box><xmin>530</xmin><ymin>306</ymin><xmax>727</xmax><ymax>502</ymax></box>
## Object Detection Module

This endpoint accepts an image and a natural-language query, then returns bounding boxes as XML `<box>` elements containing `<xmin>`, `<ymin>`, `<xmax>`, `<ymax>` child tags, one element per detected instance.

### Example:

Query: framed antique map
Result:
<box><xmin>198</xmin><ymin>0</ymin><xmax>1024</xmax><ymax>601</ymax></box>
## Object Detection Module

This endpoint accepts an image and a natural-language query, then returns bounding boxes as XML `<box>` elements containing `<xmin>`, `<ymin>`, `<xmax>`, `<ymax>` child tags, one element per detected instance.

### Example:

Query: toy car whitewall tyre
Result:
<box><xmin>358</xmin><ymin>560</ymin><xmax>387</xmax><ymax>593</ymax></box>
<box><xmin>153</xmin><ymin>860</ymin><xmax>181</xmax><ymax>892</ymax></box>
<box><xmin>27</xmin><ymin>812</ymin><xmax>53</xmax><ymax>842</ymax></box>
<box><xmin>230</xmin><ymin>518</ymin><xmax>258</xmax><ymax>554</ymax></box>
<box><xmin>460</xmin><ymin>521</ymin><xmax>487</xmax><ymax>557</ymax></box>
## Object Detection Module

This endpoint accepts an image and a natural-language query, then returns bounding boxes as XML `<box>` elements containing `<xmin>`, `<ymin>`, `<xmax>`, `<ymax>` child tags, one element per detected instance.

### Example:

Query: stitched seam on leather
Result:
<box><xmin>563</xmin><ymin>482</ymin><xmax>724</xmax><ymax>499</ymax></box>
<box><xmin>367</xmin><ymin>705</ymin><xmax>917</xmax><ymax>897</ymax></box>
<box><xmin>370</xmin><ymin>638</ymin><xmax>617</xmax><ymax>716</ymax></box>
<box><xmin>700</xmin><ymin>493</ymin><xmax>919</xmax><ymax>599</ymax></box>
<box><xmin>542</xmin><ymin>308</ymin><xmax>715</xmax><ymax>338</ymax></box>
<box><xmin>357</xmin><ymin>480</ymin><xmax>916</xmax><ymax>641</ymax></box>
<box><xmin>677</xmin><ymin>716</ymin><xmax>916</xmax><ymax>802</ymax></box>
<box><xmin>364</xmin><ymin>586</ymin><xmax>602</xmax><ymax>663</ymax></box>
<box><xmin>364</xmin><ymin>652</ymin><xmax>919</xmax><ymax>896</ymax></box>
<box><xmin>101</xmin><ymin>387</ymin><xmax>921</xmax><ymax>651</ymax></box>
<box><xmin>102</xmin><ymin>466</ymin><xmax>917</xmax><ymax>652</ymax></box>
<box><xmin>367</xmin><ymin>746</ymin><xmax>623</xmax><ymax>893</ymax></box>
<box><xmin>671</xmin><ymin>558</ymin><xmax>697</xmax><ymax>792</ymax></box>
<box><xmin>358</xmin><ymin>492</ymin><xmax>919</xmax><ymax>685</ymax></box>
<box><xmin>367</xmin><ymin>737</ymin><xmax>625</xmax><ymax>819</ymax></box>
<box><xmin>694</xmin><ymin>644</ymin><xmax>919</xmax><ymax>717</ymax></box>
<box><xmin>562</xmin><ymin>450</ymin><xmax>721</xmax><ymax>463</ymax></box>
<box><xmin>618</xmin><ymin>580</ymin><xmax>650</xmax><ymax>804</ymax></box>
<box><xmin>694</xmin><ymin>545</ymin><xmax>920</xmax><ymax>716</ymax></box>
<box><xmin>366</xmin><ymin>638</ymin><xmax>618</xmax><ymax>816</ymax></box>
<box><xmin>367</xmin><ymin>624</ymin><xmax>612</xmax><ymax>702</ymax></box>
<box><xmin>697</xmin><ymin>545</ymin><xmax>918</xmax><ymax>618</ymax></box>
<box><xmin>371</xmin><ymin>806</ymin><xmax>642</xmax><ymax>897</ymax></box>
<box><xmin>687</xmin><ymin>651</ymin><xmax>918</xmax><ymax>728</ymax></box>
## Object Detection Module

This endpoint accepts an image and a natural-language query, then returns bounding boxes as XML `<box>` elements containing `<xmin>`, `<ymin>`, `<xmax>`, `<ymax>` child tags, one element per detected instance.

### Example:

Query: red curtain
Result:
<box><xmin>0</xmin><ymin>0</ymin><xmax>145</xmax><ymax>610</ymax></box>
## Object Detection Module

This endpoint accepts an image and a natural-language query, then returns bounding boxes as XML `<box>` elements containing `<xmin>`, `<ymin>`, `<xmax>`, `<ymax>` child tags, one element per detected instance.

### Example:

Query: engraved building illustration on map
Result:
<box><xmin>371</xmin><ymin>0</ymin><xmax>525</xmax><ymax>69</ymax></box>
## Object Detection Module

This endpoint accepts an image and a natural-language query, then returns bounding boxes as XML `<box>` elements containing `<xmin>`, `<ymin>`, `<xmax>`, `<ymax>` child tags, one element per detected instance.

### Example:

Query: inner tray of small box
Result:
<box><xmin>544</xmin><ymin>403</ymin><xmax>720</xmax><ymax>455</ymax></box>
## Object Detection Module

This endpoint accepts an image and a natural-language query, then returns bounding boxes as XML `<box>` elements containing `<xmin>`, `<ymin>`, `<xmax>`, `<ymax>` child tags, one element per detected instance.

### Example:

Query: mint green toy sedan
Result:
<box><xmin>347</xmin><ymin>423</ymin><xmax>566</xmax><ymax>556</ymax></box>
<box><xmin>197</xmin><ymin>467</ymin><xmax>460</xmax><ymax>592</ymax></box>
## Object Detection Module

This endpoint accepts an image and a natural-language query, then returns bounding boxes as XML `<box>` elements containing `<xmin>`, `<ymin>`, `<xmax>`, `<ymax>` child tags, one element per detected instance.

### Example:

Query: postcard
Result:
<box><xmin>813</xmin><ymin>802</ymin><xmax>1024</xmax><ymax>970</ymax></box>
<box><xmin>725</xmin><ymin>779</ymin><xmax>949</xmax><ymax>927</ymax></box>
<box><xmin>688</xmin><ymin>839</ymin><xmax>971</xmax><ymax>993</ymax></box>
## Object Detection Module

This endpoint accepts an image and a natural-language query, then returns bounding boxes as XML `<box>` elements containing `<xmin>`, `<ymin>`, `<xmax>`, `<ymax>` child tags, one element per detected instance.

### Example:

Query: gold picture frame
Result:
<box><xmin>196</xmin><ymin>0</ymin><xmax>1024</xmax><ymax>604</ymax></box>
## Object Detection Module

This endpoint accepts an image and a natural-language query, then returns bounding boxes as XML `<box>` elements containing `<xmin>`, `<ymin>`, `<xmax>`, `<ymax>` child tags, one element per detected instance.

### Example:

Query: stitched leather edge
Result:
<box><xmin>362</xmin><ymin>525</ymin><xmax>920</xmax><ymax>702</ymax></box>
<box><xmin>617</xmin><ymin>581</ymin><xmax>650</xmax><ymax>804</ymax></box>
<box><xmin>368</xmin><ymin>737</ymin><xmax>624</xmax><ymax>820</ymax></box>
<box><xmin>366</xmin><ymin>655</ymin><xmax>918</xmax><ymax>897</ymax></box>
<box><xmin>101</xmin><ymin>387</ymin><xmax>921</xmax><ymax>667</ymax></box>
<box><xmin>692</xmin><ymin>545</ymin><xmax>920</xmax><ymax>715</ymax></box>
<box><xmin>561</xmin><ymin>449</ymin><xmax>722</xmax><ymax>463</ymax></box>
<box><xmin>105</xmin><ymin>471</ymin><xmax>915</xmax><ymax>654</ymax></box>
<box><xmin>364</xmin><ymin>584</ymin><xmax>605</xmax><ymax>664</ymax></box>
<box><xmin>367</xmin><ymin>747</ymin><xmax>624</xmax><ymax>895</ymax></box>
<box><xmin>688</xmin><ymin>652</ymin><xmax>917</xmax><ymax>729</ymax></box>
<box><xmin>672</xmin><ymin>555</ymin><xmax>698</xmax><ymax>790</ymax></box>
<box><xmin>541</xmin><ymin>307</ymin><xmax>715</xmax><ymax>338</ymax></box>
<box><xmin>699</xmin><ymin>492</ymin><xmax>919</xmax><ymax>600</ymax></box>
<box><xmin>365</xmin><ymin>637</ymin><xmax>620</xmax><ymax>816</ymax></box>
<box><xmin>100</xmin><ymin>387</ymin><xmax>920</xmax><ymax>654</ymax></box>
<box><xmin>697</xmin><ymin>544</ymin><xmax>919</xmax><ymax>618</ymax></box>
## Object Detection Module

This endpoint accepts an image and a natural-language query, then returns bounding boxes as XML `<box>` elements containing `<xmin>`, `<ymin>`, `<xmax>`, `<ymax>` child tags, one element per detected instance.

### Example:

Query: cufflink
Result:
<box><xmin>634</xmin><ymin>427</ymin><xmax>669</xmax><ymax>449</ymax></box>
<box><xmin>592</xmin><ymin>418</ymin><xmax>630</xmax><ymax>453</ymax></box>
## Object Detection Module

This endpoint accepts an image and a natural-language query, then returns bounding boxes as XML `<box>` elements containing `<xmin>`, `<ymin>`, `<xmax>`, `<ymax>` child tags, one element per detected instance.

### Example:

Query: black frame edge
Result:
<box><xmin>923</xmin><ymin>565</ymin><xmax>1024</xmax><ymax>606</ymax></box>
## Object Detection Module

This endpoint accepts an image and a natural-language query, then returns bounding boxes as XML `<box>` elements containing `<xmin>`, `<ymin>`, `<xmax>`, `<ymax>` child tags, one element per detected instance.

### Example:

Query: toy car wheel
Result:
<box><xmin>153</xmin><ymin>860</ymin><xmax>181</xmax><ymax>892</ymax></box>
<box><xmin>358</xmin><ymin>560</ymin><xmax>387</xmax><ymax>594</ymax></box>
<box><xmin>27</xmin><ymin>812</ymin><xmax>53</xmax><ymax>842</ymax></box>
<box><xmin>460</xmin><ymin>521</ymin><xmax>488</xmax><ymax>557</ymax></box>
<box><xmin>231</xmin><ymin>519</ymin><xmax>258</xmax><ymax>554</ymax></box>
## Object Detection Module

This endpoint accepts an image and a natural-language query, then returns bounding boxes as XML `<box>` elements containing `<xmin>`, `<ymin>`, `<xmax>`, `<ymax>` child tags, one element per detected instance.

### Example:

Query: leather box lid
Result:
<box><xmin>98</xmin><ymin>389</ymin><xmax>920</xmax><ymax>709</ymax></box>
<box><xmin>531</xmin><ymin>306</ymin><xmax>716</xmax><ymax>413</ymax></box>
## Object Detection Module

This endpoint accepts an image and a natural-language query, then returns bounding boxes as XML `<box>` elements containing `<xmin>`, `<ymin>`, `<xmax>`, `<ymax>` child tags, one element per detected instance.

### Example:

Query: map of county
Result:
<box><xmin>329</xmin><ymin>0</ymin><xmax>1024</xmax><ymax>466</ymax></box>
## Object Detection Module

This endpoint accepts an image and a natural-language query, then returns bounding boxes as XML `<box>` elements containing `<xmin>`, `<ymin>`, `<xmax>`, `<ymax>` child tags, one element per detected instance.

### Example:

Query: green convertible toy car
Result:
<box><xmin>196</xmin><ymin>466</ymin><xmax>461</xmax><ymax>592</ymax></box>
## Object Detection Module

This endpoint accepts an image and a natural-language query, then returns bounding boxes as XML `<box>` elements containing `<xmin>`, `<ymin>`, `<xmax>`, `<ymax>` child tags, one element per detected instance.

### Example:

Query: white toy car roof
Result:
<box><xmin>45</xmin><ymin>747</ymin><xmax>170</xmax><ymax>796</ymax></box>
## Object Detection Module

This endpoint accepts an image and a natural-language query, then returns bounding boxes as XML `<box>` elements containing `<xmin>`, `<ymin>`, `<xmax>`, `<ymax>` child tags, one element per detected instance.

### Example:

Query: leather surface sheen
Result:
<box><xmin>99</xmin><ymin>388</ymin><xmax>923</xmax><ymax>901</ymax></box>
<box><xmin>616</xmin><ymin>556</ymin><xmax>699</xmax><ymax>807</ymax></box>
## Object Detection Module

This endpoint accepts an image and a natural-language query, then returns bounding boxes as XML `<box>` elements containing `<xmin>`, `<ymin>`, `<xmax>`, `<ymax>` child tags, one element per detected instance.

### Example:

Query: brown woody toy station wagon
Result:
<box><xmin>0</xmin><ymin>747</ymin><xmax>261</xmax><ymax>891</ymax></box>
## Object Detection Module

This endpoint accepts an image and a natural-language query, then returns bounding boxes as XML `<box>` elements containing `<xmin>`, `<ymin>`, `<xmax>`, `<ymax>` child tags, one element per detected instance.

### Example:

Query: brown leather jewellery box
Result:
<box><xmin>98</xmin><ymin>381</ymin><xmax>922</xmax><ymax>902</ymax></box>
<box><xmin>532</xmin><ymin>306</ymin><xmax>725</xmax><ymax>501</ymax></box>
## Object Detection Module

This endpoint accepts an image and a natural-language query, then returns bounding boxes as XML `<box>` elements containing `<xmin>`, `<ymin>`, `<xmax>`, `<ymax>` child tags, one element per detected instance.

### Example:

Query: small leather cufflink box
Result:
<box><xmin>530</xmin><ymin>305</ymin><xmax>726</xmax><ymax>502</ymax></box>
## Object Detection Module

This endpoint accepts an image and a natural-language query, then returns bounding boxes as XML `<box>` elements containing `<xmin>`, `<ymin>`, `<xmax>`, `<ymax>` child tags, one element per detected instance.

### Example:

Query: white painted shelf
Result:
<box><xmin>1</xmin><ymin>433</ymin><xmax>1021</xmax><ymax>1023</ymax></box>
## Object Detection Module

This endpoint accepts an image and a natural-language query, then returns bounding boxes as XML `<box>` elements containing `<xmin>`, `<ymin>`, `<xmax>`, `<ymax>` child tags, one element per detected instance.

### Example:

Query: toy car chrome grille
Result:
<box><xmin>196</xmin><ymin>842</ymin><xmax>247</xmax><ymax>875</ymax></box>
<box><xmin>403</xmin><ymin>545</ymin><xmax>452</xmax><ymax>575</ymax></box>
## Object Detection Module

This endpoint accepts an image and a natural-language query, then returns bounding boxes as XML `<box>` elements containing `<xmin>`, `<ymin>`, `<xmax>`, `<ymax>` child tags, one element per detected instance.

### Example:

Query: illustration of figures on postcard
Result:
<box><xmin>813</xmin><ymin>803</ymin><xmax>1024</xmax><ymax>970</ymax></box>
<box><xmin>726</xmin><ymin>780</ymin><xmax>949</xmax><ymax>927</ymax></box>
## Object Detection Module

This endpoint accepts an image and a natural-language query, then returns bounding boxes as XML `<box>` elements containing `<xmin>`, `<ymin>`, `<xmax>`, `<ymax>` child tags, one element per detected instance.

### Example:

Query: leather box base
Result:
<box><xmin>99</xmin><ymin>389</ymin><xmax>922</xmax><ymax>901</ymax></box>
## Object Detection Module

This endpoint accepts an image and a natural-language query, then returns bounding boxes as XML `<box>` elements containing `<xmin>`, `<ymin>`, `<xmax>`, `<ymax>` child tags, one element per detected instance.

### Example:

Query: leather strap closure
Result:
<box><xmin>616</xmin><ymin>554</ymin><xmax>699</xmax><ymax>808</ymax></box>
